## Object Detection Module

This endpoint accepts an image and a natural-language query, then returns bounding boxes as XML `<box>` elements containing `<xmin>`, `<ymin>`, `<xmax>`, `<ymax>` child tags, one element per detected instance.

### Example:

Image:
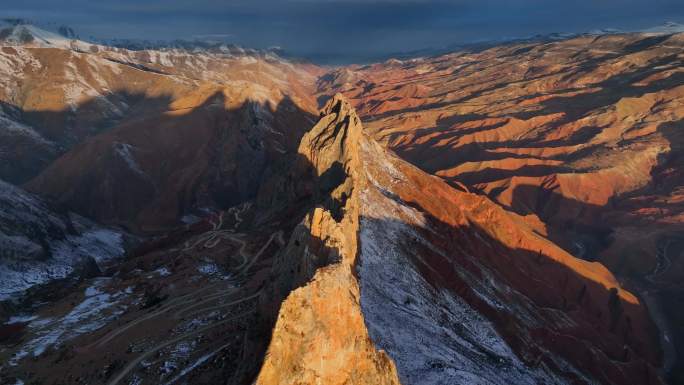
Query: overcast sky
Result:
<box><xmin>5</xmin><ymin>0</ymin><xmax>684</xmax><ymax>63</ymax></box>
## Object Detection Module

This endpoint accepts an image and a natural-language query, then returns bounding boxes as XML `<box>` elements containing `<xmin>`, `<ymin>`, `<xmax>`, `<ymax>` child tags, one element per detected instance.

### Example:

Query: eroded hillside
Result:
<box><xmin>319</xmin><ymin>31</ymin><xmax>684</xmax><ymax>383</ymax></box>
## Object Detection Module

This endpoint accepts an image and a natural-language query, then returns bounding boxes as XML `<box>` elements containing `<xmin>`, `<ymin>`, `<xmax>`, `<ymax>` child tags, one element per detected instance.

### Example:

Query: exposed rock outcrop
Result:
<box><xmin>258</xmin><ymin>94</ymin><xmax>663</xmax><ymax>385</ymax></box>
<box><xmin>256</xmin><ymin>94</ymin><xmax>400</xmax><ymax>385</ymax></box>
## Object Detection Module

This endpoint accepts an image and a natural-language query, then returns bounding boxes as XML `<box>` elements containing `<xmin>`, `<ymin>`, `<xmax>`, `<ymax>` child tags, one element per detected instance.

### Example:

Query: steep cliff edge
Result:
<box><xmin>256</xmin><ymin>94</ymin><xmax>663</xmax><ymax>384</ymax></box>
<box><xmin>255</xmin><ymin>94</ymin><xmax>400</xmax><ymax>384</ymax></box>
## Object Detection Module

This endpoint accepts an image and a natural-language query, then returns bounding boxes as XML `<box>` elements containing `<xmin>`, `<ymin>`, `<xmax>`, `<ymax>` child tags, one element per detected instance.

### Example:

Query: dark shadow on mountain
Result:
<box><xmin>455</xmin><ymin>164</ymin><xmax>574</xmax><ymax>186</ymax></box>
<box><xmin>101</xmin><ymin>57</ymin><xmax>171</xmax><ymax>75</ymax></box>
<box><xmin>1</xmin><ymin>94</ymin><xmax>342</xmax><ymax>383</ymax></box>
<box><xmin>504</xmin><ymin>180</ymin><xmax>684</xmax><ymax>384</ymax></box>
<box><xmin>650</xmin><ymin>119</ymin><xmax>684</xmax><ymax>195</ymax></box>
<box><xmin>20</xmin><ymin>90</ymin><xmax>316</xmax><ymax>234</ymax></box>
<box><xmin>0</xmin><ymin>90</ymin><xmax>175</xmax><ymax>184</ymax></box>
<box><xmin>624</xmin><ymin>35</ymin><xmax>674</xmax><ymax>54</ymax></box>
<box><xmin>507</xmin><ymin>184</ymin><xmax>616</xmax><ymax>262</ymax></box>
<box><xmin>356</xmin><ymin>209</ymin><xmax>664</xmax><ymax>385</ymax></box>
<box><xmin>211</xmin><ymin>151</ymin><xmax>350</xmax><ymax>383</ymax></box>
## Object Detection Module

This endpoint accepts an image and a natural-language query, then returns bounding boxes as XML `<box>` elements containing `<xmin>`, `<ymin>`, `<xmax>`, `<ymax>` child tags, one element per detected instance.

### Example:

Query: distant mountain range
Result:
<box><xmin>3</xmin><ymin>18</ymin><xmax>684</xmax><ymax>64</ymax></box>
<box><xmin>0</xmin><ymin>18</ymin><xmax>286</xmax><ymax>59</ymax></box>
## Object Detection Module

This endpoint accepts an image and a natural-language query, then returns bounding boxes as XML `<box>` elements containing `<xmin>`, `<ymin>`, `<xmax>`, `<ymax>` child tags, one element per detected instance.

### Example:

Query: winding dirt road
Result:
<box><xmin>106</xmin><ymin>311</ymin><xmax>253</xmax><ymax>385</ymax></box>
<box><xmin>99</xmin><ymin>205</ymin><xmax>286</xmax><ymax>385</ymax></box>
<box><xmin>642</xmin><ymin>235</ymin><xmax>684</xmax><ymax>377</ymax></box>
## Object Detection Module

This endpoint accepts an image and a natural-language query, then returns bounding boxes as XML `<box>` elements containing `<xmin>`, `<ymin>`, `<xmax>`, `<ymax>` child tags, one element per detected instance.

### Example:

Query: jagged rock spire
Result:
<box><xmin>298</xmin><ymin>93</ymin><xmax>363</xmax><ymax>178</ymax></box>
<box><xmin>255</xmin><ymin>94</ymin><xmax>400</xmax><ymax>385</ymax></box>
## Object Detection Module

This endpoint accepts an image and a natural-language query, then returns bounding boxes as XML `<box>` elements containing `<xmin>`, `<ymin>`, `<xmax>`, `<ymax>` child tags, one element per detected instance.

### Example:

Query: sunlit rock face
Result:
<box><xmin>258</xmin><ymin>95</ymin><xmax>661</xmax><ymax>385</ymax></box>
<box><xmin>255</xmin><ymin>94</ymin><xmax>401</xmax><ymax>385</ymax></box>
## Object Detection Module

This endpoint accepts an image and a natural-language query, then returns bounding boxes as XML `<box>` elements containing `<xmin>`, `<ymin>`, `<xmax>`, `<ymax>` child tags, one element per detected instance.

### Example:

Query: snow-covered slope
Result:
<box><xmin>0</xmin><ymin>19</ymin><xmax>92</xmax><ymax>50</ymax></box>
<box><xmin>359</xmin><ymin>207</ymin><xmax>562</xmax><ymax>384</ymax></box>
<box><xmin>0</xmin><ymin>180</ymin><xmax>125</xmax><ymax>301</ymax></box>
<box><xmin>352</xmin><ymin>114</ymin><xmax>662</xmax><ymax>384</ymax></box>
<box><xmin>357</xmin><ymin>140</ymin><xmax>567</xmax><ymax>385</ymax></box>
<box><xmin>0</xmin><ymin>20</ymin><xmax>320</xmax><ymax>185</ymax></box>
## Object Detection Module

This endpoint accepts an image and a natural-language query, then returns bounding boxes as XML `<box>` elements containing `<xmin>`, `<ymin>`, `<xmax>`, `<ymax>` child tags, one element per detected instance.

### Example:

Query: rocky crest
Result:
<box><xmin>256</xmin><ymin>94</ymin><xmax>662</xmax><ymax>384</ymax></box>
<box><xmin>258</xmin><ymin>95</ymin><xmax>659</xmax><ymax>384</ymax></box>
<box><xmin>255</xmin><ymin>94</ymin><xmax>400</xmax><ymax>385</ymax></box>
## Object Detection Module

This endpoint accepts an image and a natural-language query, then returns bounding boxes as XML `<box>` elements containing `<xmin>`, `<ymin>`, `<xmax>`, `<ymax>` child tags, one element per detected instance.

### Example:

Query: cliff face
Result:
<box><xmin>256</xmin><ymin>94</ymin><xmax>662</xmax><ymax>385</ymax></box>
<box><xmin>255</xmin><ymin>94</ymin><xmax>400</xmax><ymax>385</ymax></box>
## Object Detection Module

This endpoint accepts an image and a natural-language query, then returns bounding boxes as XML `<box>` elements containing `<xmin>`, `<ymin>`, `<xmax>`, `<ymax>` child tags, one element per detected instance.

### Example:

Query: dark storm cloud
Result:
<box><xmin>5</xmin><ymin>0</ymin><xmax>684</xmax><ymax>63</ymax></box>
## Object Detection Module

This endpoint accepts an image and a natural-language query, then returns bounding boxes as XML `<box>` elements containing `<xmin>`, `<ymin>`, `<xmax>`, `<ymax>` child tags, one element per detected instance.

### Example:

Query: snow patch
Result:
<box><xmin>197</xmin><ymin>263</ymin><xmax>219</xmax><ymax>275</ymax></box>
<box><xmin>163</xmin><ymin>342</ymin><xmax>230</xmax><ymax>385</ymax></box>
<box><xmin>5</xmin><ymin>315</ymin><xmax>38</xmax><ymax>325</ymax></box>
<box><xmin>180</xmin><ymin>214</ymin><xmax>201</xmax><ymax>225</ymax></box>
<box><xmin>160</xmin><ymin>360</ymin><xmax>178</xmax><ymax>376</ymax></box>
<box><xmin>114</xmin><ymin>142</ymin><xmax>146</xmax><ymax>177</ymax></box>
<box><xmin>153</xmin><ymin>267</ymin><xmax>171</xmax><ymax>277</ymax></box>
<box><xmin>52</xmin><ymin>229</ymin><xmax>124</xmax><ymax>264</ymax></box>
<box><xmin>10</xmin><ymin>278</ymin><xmax>127</xmax><ymax>365</ymax></box>
<box><xmin>642</xmin><ymin>21</ymin><xmax>684</xmax><ymax>34</ymax></box>
<box><xmin>0</xmin><ymin>181</ymin><xmax>125</xmax><ymax>300</ymax></box>
<box><xmin>357</xmin><ymin>146</ymin><xmax>563</xmax><ymax>385</ymax></box>
<box><xmin>0</xmin><ymin>112</ymin><xmax>54</xmax><ymax>146</ymax></box>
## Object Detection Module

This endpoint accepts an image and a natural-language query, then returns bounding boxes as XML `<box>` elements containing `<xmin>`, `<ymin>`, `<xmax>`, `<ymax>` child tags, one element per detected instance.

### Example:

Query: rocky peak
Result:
<box><xmin>255</xmin><ymin>94</ymin><xmax>400</xmax><ymax>385</ymax></box>
<box><xmin>298</xmin><ymin>93</ymin><xmax>363</xmax><ymax>177</ymax></box>
<box><xmin>255</xmin><ymin>86</ymin><xmax>664</xmax><ymax>385</ymax></box>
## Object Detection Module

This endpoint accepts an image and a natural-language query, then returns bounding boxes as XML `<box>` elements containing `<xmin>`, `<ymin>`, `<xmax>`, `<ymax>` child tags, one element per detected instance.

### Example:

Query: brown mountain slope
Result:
<box><xmin>319</xmin><ymin>32</ymin><xmax>684</xmax><ymax>382</ymax></box>
<box><xmin>259</xmin><ymin>95</ymin><xmax>663</xmax><ymax>385</ymax></box>
<box><xmin>26</xmin><ymin>86</ymin><xmax>317</xmax><ymax>233</ymax></box>
<box><xmin>0</xmin><ymin>35</ymin><xmax>320</xmax><ymax>183</ymax></box>
<box><xmin>318</xmin><ymin>32</ymin><xmax>683</xmax><ymax>268</ymax></box>
<box><xmin>5</xmin><ymin>26</ymin><xmax>322</xmax><ymax>231</ymax></box>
